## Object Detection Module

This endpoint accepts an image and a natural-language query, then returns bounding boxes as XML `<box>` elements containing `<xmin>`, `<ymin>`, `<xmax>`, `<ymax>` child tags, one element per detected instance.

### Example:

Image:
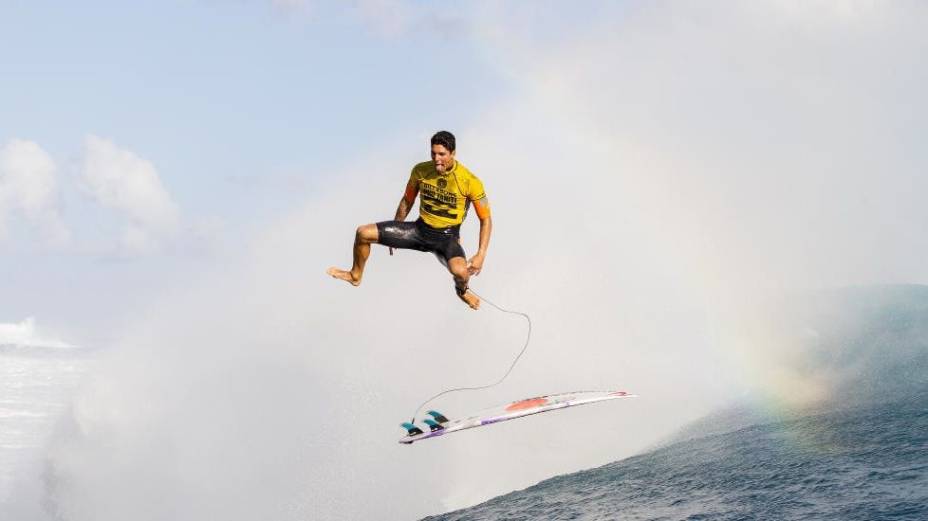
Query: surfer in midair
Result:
<box><xmin>327</xmin><ymin>131</ymin><xmax>492</xmax><ymax>310</ymax></box>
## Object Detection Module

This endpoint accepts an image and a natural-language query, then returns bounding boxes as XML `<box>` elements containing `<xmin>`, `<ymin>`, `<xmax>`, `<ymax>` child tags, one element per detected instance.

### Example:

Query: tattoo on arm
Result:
<box><xmin>403</xmin><ymin>181</ymin><xmax>419</xmax><ymax>206</ymax></box>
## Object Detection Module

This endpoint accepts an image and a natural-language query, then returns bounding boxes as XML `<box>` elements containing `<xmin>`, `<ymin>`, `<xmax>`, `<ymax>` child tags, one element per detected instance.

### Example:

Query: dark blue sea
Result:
<box><xmin>424</xmin><ymin>286</ymin><xmax>928</xmax><ymax>520</ymax></box>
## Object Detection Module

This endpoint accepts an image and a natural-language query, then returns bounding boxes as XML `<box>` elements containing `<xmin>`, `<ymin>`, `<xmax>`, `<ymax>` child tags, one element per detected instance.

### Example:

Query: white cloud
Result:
<box><xmin>0</xmin><ymin>139</ymin><xmax>69</xmax><ymax>247</ymax></box>
<box><xmin>0</xmin><ymin>317</ymin><xmax>74</xmax><ymax>348</ymax></box>
<box><xmin>80</xmin><ymin>135</ymin><xmax>180</xmax><ymax>254</ymax></box>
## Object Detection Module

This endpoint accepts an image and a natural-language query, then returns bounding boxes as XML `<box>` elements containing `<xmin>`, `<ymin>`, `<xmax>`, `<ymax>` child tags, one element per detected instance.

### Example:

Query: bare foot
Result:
<box><xmin>458</xmin><ymin>290</ymin><xmax>480</xmax><ymax>310</ymax></box>
<box><xmin>326</xmin><ymin>267</ymin><xmax>361</xmax><ymax>286</ymax></box>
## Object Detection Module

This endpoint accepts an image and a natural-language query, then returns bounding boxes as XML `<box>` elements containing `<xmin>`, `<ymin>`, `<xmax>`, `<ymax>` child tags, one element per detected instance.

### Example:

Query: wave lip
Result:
<box><xmin>0</xmin><ymin>317</ymin><xmax>75</xmax><ymax>350</ymax></box>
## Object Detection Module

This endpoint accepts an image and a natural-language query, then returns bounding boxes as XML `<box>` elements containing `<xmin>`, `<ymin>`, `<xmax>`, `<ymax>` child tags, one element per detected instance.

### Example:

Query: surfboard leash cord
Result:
<box><xmin>409</xmin><ymin>288</ymin><xmax>532</xmax><ymax>423</ymax></box>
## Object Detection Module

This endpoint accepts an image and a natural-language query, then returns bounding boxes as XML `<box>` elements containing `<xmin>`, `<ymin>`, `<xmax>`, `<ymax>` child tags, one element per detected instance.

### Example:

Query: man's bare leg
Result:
<box><xmin>327</xmin><ymin>224</ymin><xmax>379</xmax><ymax>286</ymax></box>
<box><xmin>448</xmin><ymin>257</ymin><xmax>480</xmax><ymax>310</ymax></box>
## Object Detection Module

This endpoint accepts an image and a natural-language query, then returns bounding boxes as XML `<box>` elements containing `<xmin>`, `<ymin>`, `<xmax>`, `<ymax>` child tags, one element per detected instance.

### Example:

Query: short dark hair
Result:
<box><xmin>430</xmin><ymin>130</ymin><xmax>456</xmax><ymax>152</ymax></box>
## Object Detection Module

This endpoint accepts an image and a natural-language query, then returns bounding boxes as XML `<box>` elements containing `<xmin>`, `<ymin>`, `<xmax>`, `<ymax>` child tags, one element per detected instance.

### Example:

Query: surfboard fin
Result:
<box><xmin>401</xmin><ymin>422</ymin><xmax>424</xmax><ymax>436</ymax></box>
<box><xmin>426</xmin><ymin>410</ymin><xmax>450</xmax><ymax>424</ymax></box>
<box><xmin>423</xmin><ymin>419</ymin><xmax>445</xmax><ymax>432</ymax></box>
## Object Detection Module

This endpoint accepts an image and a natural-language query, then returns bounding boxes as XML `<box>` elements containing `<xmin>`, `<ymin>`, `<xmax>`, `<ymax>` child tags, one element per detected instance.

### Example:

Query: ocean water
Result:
<box><xmin>0</xmin><ymin>344</ymin><xmax>92</xmax><ymax>517</ymax></box>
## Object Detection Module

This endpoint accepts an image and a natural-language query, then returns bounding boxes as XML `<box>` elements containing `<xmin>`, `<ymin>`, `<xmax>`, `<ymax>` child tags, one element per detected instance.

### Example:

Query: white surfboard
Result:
<box><xmin>399</xmin><ymin>390</ymin><xmax>636</xmax><ymax>444</ymax></box>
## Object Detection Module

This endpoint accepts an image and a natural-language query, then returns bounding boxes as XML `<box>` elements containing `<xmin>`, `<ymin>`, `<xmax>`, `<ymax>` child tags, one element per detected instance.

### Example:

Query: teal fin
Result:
<box><xmin>427</xmin><ymin>410</ymin><xmax>450</xmax><ymax>423</ymax></box>
<box><xmin>423</xmin><ymin>419</ymin><xmax>445</xmax><ymax>432</ymax></box>
<box><xmin>401</xmin><ymin>422</ymin><xmax>424</xmax><ymax>436</ymax></box>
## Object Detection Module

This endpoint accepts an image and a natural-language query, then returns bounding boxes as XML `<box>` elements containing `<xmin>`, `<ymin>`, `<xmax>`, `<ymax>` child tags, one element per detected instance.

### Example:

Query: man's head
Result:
<box><xmin>430</xmin><ymin>130</ymin><xmax>456</xmax><ymax>173</ymax></box>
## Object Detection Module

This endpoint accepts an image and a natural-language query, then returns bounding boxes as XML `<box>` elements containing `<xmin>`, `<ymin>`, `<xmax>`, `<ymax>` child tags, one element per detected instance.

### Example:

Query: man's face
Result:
<box><xmin>431</xmin><ymin>144</ymin><xmax>455</xmax><ymax>173</ymax></box>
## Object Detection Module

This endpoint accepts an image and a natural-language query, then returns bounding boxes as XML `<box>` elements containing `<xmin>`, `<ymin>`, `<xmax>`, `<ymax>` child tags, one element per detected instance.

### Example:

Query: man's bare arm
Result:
<box><xmin>468</xmin><ymin>198</ymin><xmax>492</xmax><ymax>275</ymax></box>
<box><xmin>388</xmin><ymin>181</ymin><xmax>417</xmax><ymax>255</ymax></box>
<box><xmin>394</xmin><ymin>196</ymin><xmax>413</xmax><ymax>221</ymax></box>
<box><xmin>395</xmin><ymin>180</ymin><xmax>418</xmax><ymax>221</ymax></box>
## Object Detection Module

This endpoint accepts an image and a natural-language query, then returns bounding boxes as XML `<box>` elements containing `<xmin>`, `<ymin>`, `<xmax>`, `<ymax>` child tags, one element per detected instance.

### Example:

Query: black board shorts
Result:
<box><xmin>376</xmin><ymin>218</ymin><xmax>466</xmax><ymax>262</ymax></box>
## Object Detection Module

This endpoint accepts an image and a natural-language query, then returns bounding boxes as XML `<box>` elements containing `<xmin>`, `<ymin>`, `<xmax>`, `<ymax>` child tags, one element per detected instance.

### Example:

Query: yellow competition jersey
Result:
<box><xmin>410</xmin><ymin>160</ymin><xmax>487</xmax><ymax>228</ymax></box>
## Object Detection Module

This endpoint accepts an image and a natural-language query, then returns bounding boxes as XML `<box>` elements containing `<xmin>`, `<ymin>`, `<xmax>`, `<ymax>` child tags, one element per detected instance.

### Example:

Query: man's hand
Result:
<box><xmin>467</xmin><ymin>253</ymin><xmax>485</xmax><ymax>276</ymax></box>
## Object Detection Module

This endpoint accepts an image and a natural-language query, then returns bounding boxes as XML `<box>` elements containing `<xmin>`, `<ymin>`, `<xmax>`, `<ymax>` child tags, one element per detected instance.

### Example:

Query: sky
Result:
<box><xmin>0</xmin><ymin>0</ymin><xmax>523</xmax><ymax>343</ymax></box>
<box><xmin>3</xmin><ymin>1</ymin><xmax>928</xmax><ymax>520</ymax></box>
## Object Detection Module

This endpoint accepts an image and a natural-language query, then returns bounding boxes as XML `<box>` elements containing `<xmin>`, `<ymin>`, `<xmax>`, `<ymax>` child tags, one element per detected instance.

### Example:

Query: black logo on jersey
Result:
<box><xmin>420</xmin><ymin>181</ymin><xmax>460</xmax><ymax>220</ymax></box>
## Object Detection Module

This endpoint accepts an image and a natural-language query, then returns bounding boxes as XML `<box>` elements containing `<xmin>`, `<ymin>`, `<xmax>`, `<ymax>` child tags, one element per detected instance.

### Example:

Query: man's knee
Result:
<box><xmin>355</xmin><ymin>224</ymin><xmax>379</xmax><ymax>243</ymax></box>
<box><xmin>448</xmin><ymin>260</ymin><xmax>469</xmax><ymax>281</ymax></box>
